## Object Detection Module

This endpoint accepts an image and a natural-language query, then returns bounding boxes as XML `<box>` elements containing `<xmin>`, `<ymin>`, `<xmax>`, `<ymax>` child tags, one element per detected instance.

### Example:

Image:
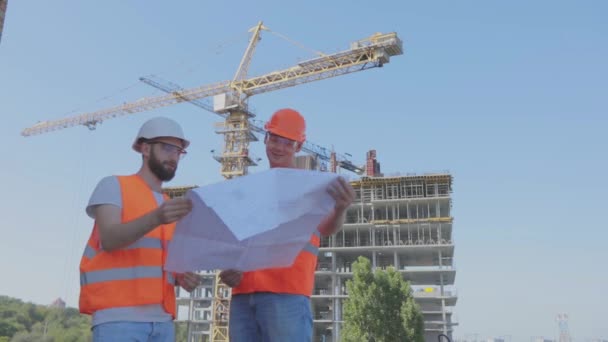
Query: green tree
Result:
<box><xmin>175</xmin><ymin>322</ymin><xmax>188</xmax><ymax>342</ymax></box>
<box><xmin>400</xmin><ymin>296</ymin><xmax>425</xmax><ymax>342</ymax></box>
<box><xmin>0</xmin><ymin>296</ymin><xmax>91</xmax><ymax>342</ymax></box>
<box><xmin>341</xmin><ymin>256</ymin><xmax>424</xmax><ymax>342</ymax></box>
<box><xmin>0</xmin><ymin>321</ymin><xmax>18</xmax><ymax>339</ymax></box>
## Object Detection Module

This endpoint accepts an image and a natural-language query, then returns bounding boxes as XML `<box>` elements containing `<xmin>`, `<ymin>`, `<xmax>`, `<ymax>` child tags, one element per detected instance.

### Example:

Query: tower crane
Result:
<box><xmin>22</xmin><ymin>21</ymin><xmax>402</xmax><ymax>178</ymax></box>
<box><xmin>22</xmin><ymin>21</ymin><xmax>403</xmax><ymax>341</ymax></box>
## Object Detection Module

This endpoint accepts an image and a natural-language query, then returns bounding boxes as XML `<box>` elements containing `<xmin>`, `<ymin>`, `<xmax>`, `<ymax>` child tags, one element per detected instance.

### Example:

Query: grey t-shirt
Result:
<box><xmin>86</xmin><ymin>176</ymin><xmax>172</xmax><ymax>326</ymax></box>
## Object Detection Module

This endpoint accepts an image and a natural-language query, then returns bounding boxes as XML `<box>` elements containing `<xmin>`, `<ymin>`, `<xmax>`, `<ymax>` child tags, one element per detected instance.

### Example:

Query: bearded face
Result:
<box><xmin>148</xmin><ymin>145</ymin><xmax>177</xmax><ymax>181</ymax></box>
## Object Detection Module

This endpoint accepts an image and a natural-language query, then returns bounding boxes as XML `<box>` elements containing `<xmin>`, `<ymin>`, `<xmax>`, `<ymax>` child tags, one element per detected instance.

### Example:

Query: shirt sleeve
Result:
<box><xmin>86</xmin><ymin>176</ymin><xmax>122</xmax><ymax>219</ymax></box>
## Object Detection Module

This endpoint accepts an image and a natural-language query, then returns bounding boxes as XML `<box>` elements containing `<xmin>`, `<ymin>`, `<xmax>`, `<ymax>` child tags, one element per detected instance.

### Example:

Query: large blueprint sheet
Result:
<box><xmin>165</xmin><ymin>168</ymin><xmax>338</xmax><ymax>272</ymax></box>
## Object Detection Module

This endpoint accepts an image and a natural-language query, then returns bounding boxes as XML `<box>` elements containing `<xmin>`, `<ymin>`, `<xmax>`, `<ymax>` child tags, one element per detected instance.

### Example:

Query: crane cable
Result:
<box><xmin>58</xmin><ymin>32</ymin><xmax>248</xmax><ymax>122</ymax></box>
<box><xmin>266</xmin><ymin>29</ymin><xmax>326</xmax><ymax>58</ymax></box>
<box><xmin>146</xmin><ymin>32</ymin><xmax>249</xmax><ymax>85</ymax></box>
<box><xmin>61</xmin><ymin>128</ymin><xmax>90</xmax><ymax>306</ymax></box>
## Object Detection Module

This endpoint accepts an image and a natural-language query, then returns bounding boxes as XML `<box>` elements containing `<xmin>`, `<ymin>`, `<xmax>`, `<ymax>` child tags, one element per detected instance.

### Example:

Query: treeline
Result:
<box><xmin>0</xmin><ymin>296</ymin><xmax>194</xmax><ymax>342</ymax></box>
<box><xmin>0</xmin><ymin>296</ymin><xmax>90</xmax><ymax>342</ymax></box>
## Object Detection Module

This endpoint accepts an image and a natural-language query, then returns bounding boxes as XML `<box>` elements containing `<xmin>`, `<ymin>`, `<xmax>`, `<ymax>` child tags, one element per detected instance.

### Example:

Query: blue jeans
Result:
<box><xmin>229</xmin><ymin>293</ymin><xmax>312</xmax><ymax>342</ymax></box>
<box><xmin>92</xmin><ymin>321</ymin><xmax>175</xmax><ymax>342</ymax></box>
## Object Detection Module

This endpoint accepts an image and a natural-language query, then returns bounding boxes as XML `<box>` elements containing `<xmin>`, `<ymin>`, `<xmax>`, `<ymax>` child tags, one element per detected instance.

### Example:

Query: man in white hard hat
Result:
<box><xmin>79</xmin><ymin>117</ymin><xmax>200</xmax><ymax>342</ymax></box>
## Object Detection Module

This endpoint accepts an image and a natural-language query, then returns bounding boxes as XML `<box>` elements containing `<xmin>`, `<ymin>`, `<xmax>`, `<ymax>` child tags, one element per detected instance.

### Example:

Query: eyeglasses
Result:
<box><xmin>147</xmin><ymin>141</ymin><xmax>187</xmax><ymax>159</ymax></box>
<box><xmin>265</xmin><ymin>132</ymin><xmax>298</xmax><ymax>148</ymax></box>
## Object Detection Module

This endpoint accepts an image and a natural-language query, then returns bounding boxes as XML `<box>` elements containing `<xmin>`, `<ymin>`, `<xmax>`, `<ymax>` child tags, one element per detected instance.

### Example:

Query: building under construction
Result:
<box><xmin>312</xmin><ymin>152</ymin><xmax>457</xmax><ymax>341</ymax></box>
<box><xmin>170</xmin><ymin>151</ymin><xmax>458</xmax><ymax>342</ymax></box>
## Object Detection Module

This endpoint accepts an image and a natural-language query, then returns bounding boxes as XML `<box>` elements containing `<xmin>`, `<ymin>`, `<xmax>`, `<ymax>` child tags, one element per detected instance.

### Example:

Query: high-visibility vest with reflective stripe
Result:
<box><xmin>232</xmin><ymin>231</ymin><xmax>320</xmax><ymax>297</ymax></box>
<box><xmin>79</xmin><ymin>175</ymin><xmax>177</xmax><ymax>317</ymax></box>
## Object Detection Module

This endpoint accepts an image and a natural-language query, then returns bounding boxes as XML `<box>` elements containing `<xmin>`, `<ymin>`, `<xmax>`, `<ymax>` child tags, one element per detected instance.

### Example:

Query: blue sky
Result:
<box><xmin>1</xmin><ymin>1</ymin><xmax>606</xmax><ymax>340</ymax></box>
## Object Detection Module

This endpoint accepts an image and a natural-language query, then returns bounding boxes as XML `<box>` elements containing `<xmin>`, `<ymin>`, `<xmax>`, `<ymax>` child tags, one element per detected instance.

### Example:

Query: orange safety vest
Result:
<box><xmin>232</xmin><ymin>231</ymin><xmax>320</xmax><ymax>297</ymax></box>
<box><xmin>79</xmin><ymin>175</ymin><xmax>177</xmax><ymax>317</ymax></box>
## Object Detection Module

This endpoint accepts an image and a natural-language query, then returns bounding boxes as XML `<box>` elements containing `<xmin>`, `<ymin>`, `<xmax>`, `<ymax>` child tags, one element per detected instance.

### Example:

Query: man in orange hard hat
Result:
<box><xmin>220</xmin><ymin>108</ymin><xmax>356</xmax><ymax>342</ymax></box>
<box><xmin>79</xmin><ymin>117</ymin><xmax>202</xmax><ymax>341</ymax></box>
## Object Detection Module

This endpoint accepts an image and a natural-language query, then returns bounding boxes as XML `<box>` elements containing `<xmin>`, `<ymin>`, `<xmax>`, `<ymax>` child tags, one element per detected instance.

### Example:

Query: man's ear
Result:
<box><xmin>295</xmin><ymin>142</ymin><xmax>303</xmax><ymax>153</ymax></box>
<box><xmin>141</xmin><ymin>142</ymin><xmax>151</xmax><ymax>158</ymax></box>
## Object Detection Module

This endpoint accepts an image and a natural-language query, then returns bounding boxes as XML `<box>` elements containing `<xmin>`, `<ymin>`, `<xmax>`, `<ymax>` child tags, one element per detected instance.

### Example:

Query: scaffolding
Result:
<box><xmin>312</xmin><ymin>173</ymin><xmax>458</xmax><ymax>342</ymax></box>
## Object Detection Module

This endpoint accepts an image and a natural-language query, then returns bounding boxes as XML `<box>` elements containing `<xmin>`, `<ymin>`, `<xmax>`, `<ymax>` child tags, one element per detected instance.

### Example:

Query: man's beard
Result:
<box><xmin>148</xmin><ymin>149</ymin><xmax>177</xmax><ymax>181</ymax></box>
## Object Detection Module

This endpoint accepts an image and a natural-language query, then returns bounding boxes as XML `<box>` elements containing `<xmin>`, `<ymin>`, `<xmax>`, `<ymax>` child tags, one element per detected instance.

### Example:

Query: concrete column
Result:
<box><xmin>440</xmin><ymin>273</ymin><xmax>447</xmax><ymax>335</ymax></box>
<box><xmin>394</xmin><ymin>250</ymin><xmax>398</xmax><ymax>268</ymax></box>
<box><xmin>436</xmin><ymin>200</ymin><xmax>441</xmax><ymax>218</ymax></box>
<box><xmin>371</xmin><ymin>226</ymin><xmax>376</xmax><ymax>246</ymax></box>
<box><xmin>332</xmin><ymin>252</ymin><xmax>336</xmax><ymax>271</ymax></box>
<box><xmin>372</xmin><ymin>251</ymin><xmax>377</xmax><ymax>269</ymax></box>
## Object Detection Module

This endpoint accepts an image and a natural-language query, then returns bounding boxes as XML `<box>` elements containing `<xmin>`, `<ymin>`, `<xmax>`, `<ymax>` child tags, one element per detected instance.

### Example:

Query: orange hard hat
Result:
<box><xmin>264</xmin><ymin>108</ymin><xmax>306</xmax><ymax>142</ymax></box>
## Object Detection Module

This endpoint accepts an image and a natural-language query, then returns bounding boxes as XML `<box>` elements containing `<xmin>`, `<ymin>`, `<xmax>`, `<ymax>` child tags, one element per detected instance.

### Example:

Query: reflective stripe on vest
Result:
<box><xmin>128</xmin><ymin>237</ymin><xmax>163</xmax><ymax>250</ymax></box>
<box><xmin>301</xmin><ymin>231</ymin><xmax>320</xmax><ymax>255</ymax></box>
<box><xmin>167</xmin><ymin>272</ymin><xmax>176</xmax><ymax>286</ymax></box>
<box><xmin>82</xmin><ymin>237</ymin><xmax>163</xmax><ymax>260</ymax></box>
<box><xmin>80</xmin><ymin>266</ymin><xmax>162</xmax><ymax>285</ymax></box>
<box><xmin>302</xmin><ymin>241</ymin><xmax>319</xmax><ymax>256</ymax></box>
<box><xmin>83</xmin><ymin>245</ymin><xmax>96</xmax><ymax>259</ymax></box>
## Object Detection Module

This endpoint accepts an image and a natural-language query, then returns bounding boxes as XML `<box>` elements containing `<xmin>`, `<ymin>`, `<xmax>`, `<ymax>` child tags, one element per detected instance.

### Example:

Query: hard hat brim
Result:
<box><xmin>132</xmin><ymin>137</ymin><xmax>190</xmax><ymax>153</ymax></box>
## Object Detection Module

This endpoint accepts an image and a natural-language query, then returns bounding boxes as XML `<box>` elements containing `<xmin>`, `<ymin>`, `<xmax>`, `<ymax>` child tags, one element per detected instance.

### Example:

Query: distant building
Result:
<box><xmin>532</xmin><ymin>338</ymin><xmax>555</xmax><ymax>342</ymax></box>
<box><xmin>365</xmin><ymin>149</ymin><xmax>382</xmax><ymax>177</ymax></box>
<box><xmin>49</xmin><ymin>297</ymin><xmax>66</xmax><ymax>309</ymax></box>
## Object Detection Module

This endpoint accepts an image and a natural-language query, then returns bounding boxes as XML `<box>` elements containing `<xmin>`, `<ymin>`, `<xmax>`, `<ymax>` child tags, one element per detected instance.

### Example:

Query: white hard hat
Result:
<box><xmin>132</xmin><ymin>117</ymin><xmax>190</xmax><ymax>152</ymax></box>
